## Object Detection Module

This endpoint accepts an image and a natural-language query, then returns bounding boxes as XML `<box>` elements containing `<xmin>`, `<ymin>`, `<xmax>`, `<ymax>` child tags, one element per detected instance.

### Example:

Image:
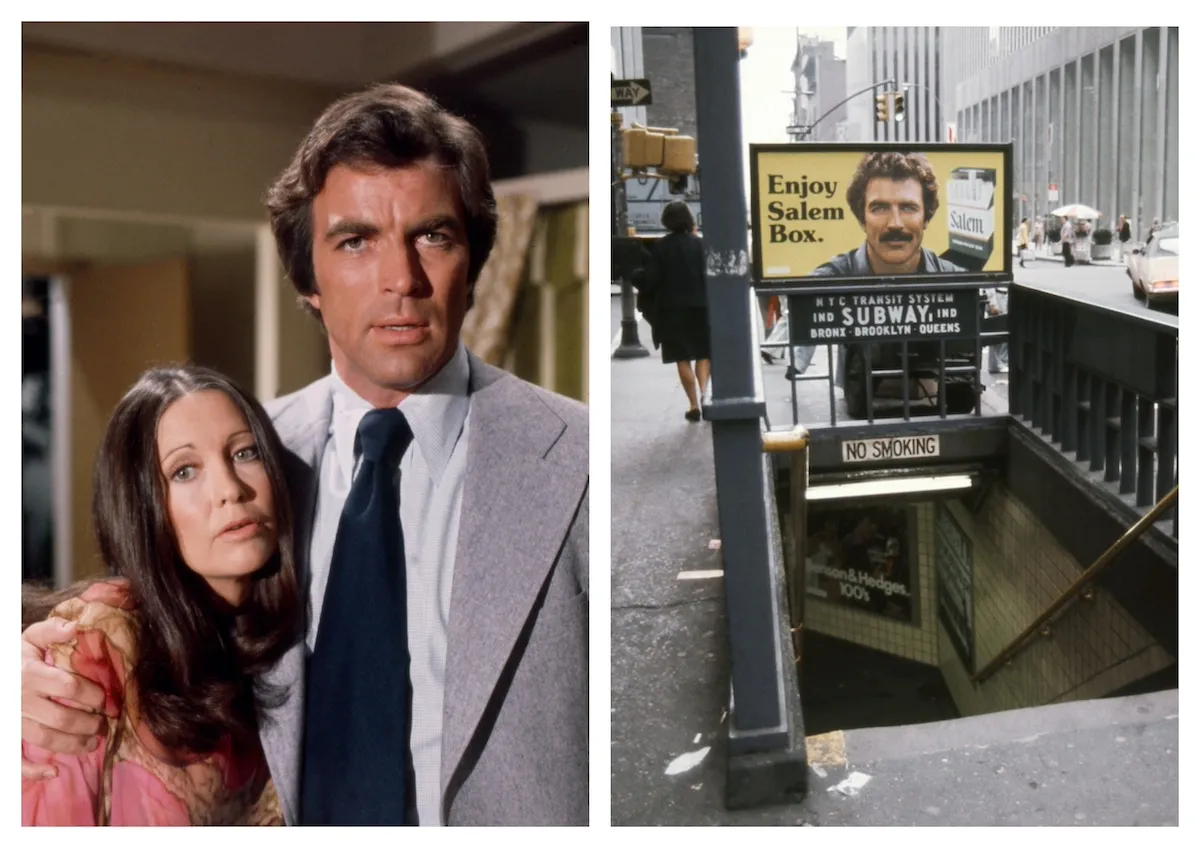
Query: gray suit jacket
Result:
<box><xmin>258</xmin><ymin>352</ymin><xmax>589</xmax><ymax>825</ymax></box>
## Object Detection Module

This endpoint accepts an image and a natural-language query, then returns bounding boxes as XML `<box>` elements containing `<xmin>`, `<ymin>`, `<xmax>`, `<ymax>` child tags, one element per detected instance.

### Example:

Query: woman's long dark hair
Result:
<box><xmin>35</xmin><ymin>365</ymin><xmax>302</xmax><ymax>757</ymax></box>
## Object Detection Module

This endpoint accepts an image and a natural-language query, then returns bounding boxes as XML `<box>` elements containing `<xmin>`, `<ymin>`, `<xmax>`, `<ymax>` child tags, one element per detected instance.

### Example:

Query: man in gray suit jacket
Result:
<box><xmin>20</xmin><ymin>83</ymin><xmax>588</xmax><ymax>826</ymax></box>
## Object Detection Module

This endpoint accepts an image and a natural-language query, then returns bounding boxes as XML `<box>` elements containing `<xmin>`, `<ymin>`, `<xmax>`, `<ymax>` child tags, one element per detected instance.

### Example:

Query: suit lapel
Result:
<box><xmin>260</xmin><ymin>379</ymin><xmax>333</xmax><ymax>826</ymax></box>
<box><xmin>439</xmin><ymin>358</ymin><xmax>586</xmax><ymax>804</ymax></box>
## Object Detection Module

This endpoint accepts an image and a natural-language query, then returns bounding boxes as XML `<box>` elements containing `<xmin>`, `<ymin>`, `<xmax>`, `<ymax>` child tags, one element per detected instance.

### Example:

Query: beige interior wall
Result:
<box><xmin>25</xmin><ymin>214</ymin><xmax>262</xmax><ymax>395</ymax></box>
<box><xmin>67</xmin><ymin>259</ymin><xmax>191</xmax><ymax>580</ymax></box>
<box><xmin>937</xmin><ymin>489</ymin><xmax>1175</xmax><ymax>717</ymax></box>
<box><xmin>54</xmin><ymin>217</ymin><xmax>192</xmax><ymax>260</ymax></box>
<box><xmin>189</xmin><ymin>247</ymin><xmax>258</xmax><ymax>392</ymax></box>
<box><xmin>22</xmin><ymin>46</ymin><xmax>339</xmax><ymax>221</ymax></box>
<box><xmin>23</xmin><ymin>44</ymin><xmax>337</xmax><ymax>407</ymax></box>
<box><xmin>275</xmin><ymin>279</ymin><xmax>330</xmax><ymax>397</ymax></box>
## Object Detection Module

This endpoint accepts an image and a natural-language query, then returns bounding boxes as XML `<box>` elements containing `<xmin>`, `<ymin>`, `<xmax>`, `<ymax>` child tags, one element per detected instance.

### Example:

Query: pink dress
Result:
<box><xmin>22</xmin><ymin>580</ymin><xmax>282</xmax><ymax>826</ymax></box>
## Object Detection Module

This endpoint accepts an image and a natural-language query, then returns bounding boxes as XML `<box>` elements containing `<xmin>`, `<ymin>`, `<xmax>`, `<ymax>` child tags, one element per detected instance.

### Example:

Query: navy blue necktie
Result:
<box><xmin>301</xmin><ymin>408</ymin><xmax>413</xmax><ymax>825</ymax></box>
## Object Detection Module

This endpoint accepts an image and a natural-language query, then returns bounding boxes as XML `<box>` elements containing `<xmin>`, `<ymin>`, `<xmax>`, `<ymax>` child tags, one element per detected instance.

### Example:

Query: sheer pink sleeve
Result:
<box><xmin>21</xmin><ymin>586</ymin><xmax>190</xmax><ymax>826</ymax></box>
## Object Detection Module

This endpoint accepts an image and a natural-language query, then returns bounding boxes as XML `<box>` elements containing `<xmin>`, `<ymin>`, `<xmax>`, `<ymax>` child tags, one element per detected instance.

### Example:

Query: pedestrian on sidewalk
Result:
<box><xmin>1017</xmin><ymin>217</ymin><xmax>1030</xmax><ymax>268</ymax></box>
<box><xmin>761</xmin><ymin>300</ymin><xmax>816</xmax><ymax>381</ymax></box>
<box><xmin>643</xmin><ymin>200</ymin><xmax>711</xmax><ymax>422</ymax></box>
<box><xmin>1060</xmin><ymin>218</ymin><xmax>1075</xmax><ymax>267</ymax></box>
<box><xmin>1117</xmin><ymin>214</ymin><xmax>1131</xmax><ymax>261</ymax></box>
<box><xmin>1032</xmin><ymin>218</ymin><xmax>1044</xmax><ymax>254</ymax></box>
<box><xmin>985</xmin><ymin>287</ymin><xmax>1009</xmax><ymax>374</ymax></box>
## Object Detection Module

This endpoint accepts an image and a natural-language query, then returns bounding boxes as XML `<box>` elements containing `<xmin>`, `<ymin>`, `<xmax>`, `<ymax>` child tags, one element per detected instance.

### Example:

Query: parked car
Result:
<box><xmin>1126</xmin><ymin>222</ymin><xmax>1178</xmax><ymax>306</ymax></box>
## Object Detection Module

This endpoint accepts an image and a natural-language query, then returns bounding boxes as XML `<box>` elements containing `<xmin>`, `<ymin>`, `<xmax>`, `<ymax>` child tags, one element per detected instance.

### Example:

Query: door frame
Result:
<box><xmin>47</xmin><ymin>276</ymin><xmax>73</xmax><ymax>589</ymax></box>
<box><xmin>23</xmin><ymin>258</ymin><xmax>78</xmax><ymax>589</ymax></box>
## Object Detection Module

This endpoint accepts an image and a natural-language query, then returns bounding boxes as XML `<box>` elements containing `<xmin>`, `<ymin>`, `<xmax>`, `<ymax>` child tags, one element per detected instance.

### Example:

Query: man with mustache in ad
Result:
<box><xmin>805</xmin><ymin>152</ymin><xmax>970</xmax><ymax>418</ymax></box>
<box><xmin>811</xmin><ymin>151</ymin><xmax>964</xmax><ymax>278</ymax></box>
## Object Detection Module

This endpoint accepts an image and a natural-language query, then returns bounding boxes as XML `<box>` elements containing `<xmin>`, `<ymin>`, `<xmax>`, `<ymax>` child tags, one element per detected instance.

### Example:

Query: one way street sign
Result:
<box><xmin>611</xmin><ymin>78</ymin><xmax>653</xmax><ymax>107</ymax></box>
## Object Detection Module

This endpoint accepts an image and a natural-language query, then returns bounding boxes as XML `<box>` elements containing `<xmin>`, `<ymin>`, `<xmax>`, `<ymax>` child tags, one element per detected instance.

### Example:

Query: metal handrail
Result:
<box><xmin>972</xmin><ymin>485</ymin><xmax>1178</xmax><ymax>683</ymax></box>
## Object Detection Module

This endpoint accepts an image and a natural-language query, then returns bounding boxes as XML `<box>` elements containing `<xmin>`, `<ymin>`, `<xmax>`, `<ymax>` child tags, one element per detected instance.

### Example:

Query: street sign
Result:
<box><xmin>1048</xmin><ymin>183</ymin><xmax>1059</xmax><ymax>201</ymax></box>
<box><xmin>611</xmin><ymin>78</ymin><xmax>652</xmax><ymax>107</ymax></box>
<box><xmin>842</xmin><ymin>434</ymin><xmax>941</xmax><ymax>463</ymax></box>
<box><xmin>787</xmin><ymin>289</ymin><xmax>981</xmax><ymax>344</ymax></box>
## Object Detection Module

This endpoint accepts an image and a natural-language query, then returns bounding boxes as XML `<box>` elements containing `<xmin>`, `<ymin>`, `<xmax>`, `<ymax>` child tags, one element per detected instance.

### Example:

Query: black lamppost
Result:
<box><xmin>612</xmin><ymin>110</ymin><xmax>650</xmax><ymax>359</ymax></box>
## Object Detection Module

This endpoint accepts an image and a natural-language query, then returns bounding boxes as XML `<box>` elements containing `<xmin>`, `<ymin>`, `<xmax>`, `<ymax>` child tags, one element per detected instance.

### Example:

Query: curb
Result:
<box><xmin>1014</xmin><ymin>252</ymin><xmax>1124</xmax><ymax>268</ymax></box>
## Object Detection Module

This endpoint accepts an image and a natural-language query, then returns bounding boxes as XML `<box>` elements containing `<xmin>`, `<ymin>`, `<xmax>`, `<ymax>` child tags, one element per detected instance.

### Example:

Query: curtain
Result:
<box><xmin>506</xmin><ymin>201</ymin><xmax>589</xmax><ymax>402</ymax></box>
<box><xmin>458</xmin><ymin>193</ymin><xmax>540</xmax><ymax>366</ymax></box>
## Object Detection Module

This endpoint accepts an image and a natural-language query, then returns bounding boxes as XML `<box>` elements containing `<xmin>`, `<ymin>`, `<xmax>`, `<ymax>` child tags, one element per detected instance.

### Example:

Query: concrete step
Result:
<box><xmin>800</xmin><ymin>689</ymin><xmax>1177</xmax><ymax>825</ymax></box>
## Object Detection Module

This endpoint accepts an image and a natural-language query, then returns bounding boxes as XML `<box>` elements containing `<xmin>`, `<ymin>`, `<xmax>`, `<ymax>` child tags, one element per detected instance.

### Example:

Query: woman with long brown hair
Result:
<box><xmin>22</xmin><ymin>365</ymin><xmax>301</xmax><ymax>825</ymax></box>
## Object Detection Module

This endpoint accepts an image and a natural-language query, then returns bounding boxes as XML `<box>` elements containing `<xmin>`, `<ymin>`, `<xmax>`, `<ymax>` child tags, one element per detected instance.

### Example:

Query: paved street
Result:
<box><xmin>1014</xmin><ymin>255</ymin><xmax>1178</xmax><ymax>322</ymax></box>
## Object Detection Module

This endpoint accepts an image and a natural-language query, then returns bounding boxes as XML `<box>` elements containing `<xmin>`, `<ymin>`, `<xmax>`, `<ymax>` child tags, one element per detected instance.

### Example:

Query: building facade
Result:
<box><xmin>789</xmin><ymin>34</ymin><xmax>847</xmax><ymax>142</ymax></box>
<box><xmin>844</xmin><ymin>26</ymin><xmax>947</xmax><ymax>144</ymax></box>
<box><xmin>845</xmin><ymin>27</ymin><xmax>1178</xmax><ymax>237</ymax></box>
<box><xmin>610</xmin><ymin>26</ymin><xmax>702</xmax><ymax>232</ymax></box>
<box><xmin>947</xmin><ymin>26</ymin><xmax>1177</xmax><ymax>236</ymax></box>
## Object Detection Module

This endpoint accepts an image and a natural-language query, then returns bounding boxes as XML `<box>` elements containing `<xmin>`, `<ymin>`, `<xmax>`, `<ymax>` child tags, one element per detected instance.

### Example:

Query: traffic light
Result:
<box><xmin>893</xmin><ymin>92</ymin><xmax>906</xmax><ymax>122</ymax></box>
<box><xmin>875</xmin><ymin>93</ymin><xmax>890</xmax><ymax>122</ymax></box>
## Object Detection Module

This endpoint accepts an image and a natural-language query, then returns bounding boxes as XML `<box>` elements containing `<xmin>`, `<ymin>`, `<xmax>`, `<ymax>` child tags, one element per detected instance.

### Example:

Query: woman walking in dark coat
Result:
<box><xmin>644</xmin><ymin>201</ymin><xmax>711</xmax><ymax>421</ymax></box>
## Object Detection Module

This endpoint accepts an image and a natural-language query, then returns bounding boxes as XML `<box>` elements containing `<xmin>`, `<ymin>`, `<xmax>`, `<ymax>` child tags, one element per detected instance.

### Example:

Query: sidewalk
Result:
<box><xmin>609</xmin><ymin>316</ymin><xmax>1178</xmax><ymax>826</ymax></box>
<box><xmin>610</xmin><ymin>315</ymin><xmax>734</xmax><ymax>824</ymax></box>
<box><xmin>1017</xmin><ymin>248</ymin><xmax>1124</xmax><ymax>268</ymax></box>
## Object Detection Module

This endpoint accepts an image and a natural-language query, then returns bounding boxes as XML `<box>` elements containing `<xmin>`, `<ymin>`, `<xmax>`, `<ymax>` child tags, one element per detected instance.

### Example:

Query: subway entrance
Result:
<box><xmin>774</xmin><ymin>463</ymin><xmax>1177</xmax><ymax>734</ymax></box>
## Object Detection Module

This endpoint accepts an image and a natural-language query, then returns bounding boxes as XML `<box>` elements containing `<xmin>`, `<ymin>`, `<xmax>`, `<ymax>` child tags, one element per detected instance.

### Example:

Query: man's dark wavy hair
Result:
<box><xmin>265</xmin><ymin>83</ymin><xmax>498</xmax><ymax>319</ymax></box>
<box><xmin>25</xmin><ymin>365</ymin><xmax>302</xmax><ymax>757</ymax></box>
<box><xmin>845</xmin><ymin>151</ymin><xmax>940</xmax><ymax>226</ymax></box>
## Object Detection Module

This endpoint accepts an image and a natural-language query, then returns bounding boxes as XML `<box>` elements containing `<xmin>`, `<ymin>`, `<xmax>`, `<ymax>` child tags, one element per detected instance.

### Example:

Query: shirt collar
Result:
<box><xmin>328</xmin><ymin>342</ymin><xmax>471</xmax><ymax>483</ymax></box>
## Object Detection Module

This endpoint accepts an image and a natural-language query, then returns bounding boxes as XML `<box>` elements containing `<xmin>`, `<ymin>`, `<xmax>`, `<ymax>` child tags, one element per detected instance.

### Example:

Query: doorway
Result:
<box><xmin>22</xmin><ymin>277</ymin><xmax>54</xmax><ymax>585</ymax></box>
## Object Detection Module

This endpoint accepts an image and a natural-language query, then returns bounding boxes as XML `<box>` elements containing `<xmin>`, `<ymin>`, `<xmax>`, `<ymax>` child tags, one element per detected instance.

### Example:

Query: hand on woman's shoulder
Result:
<box><xmin>45</xmin><ymin>578</ymin><xmax>137</xmax><ymax>714</ymax></box>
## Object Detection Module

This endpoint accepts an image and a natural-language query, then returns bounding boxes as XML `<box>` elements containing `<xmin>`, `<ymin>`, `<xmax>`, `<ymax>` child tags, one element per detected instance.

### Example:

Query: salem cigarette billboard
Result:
<box><xmin>750</xmin><ymin>143</ymin><xmax>1012</xmax><ymax>285</ymax></box>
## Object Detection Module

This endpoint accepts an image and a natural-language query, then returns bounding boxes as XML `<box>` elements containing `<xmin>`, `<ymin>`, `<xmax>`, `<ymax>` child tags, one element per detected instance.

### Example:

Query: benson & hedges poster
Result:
<box><xmin>805</xmin><ymin>503</ymin><xmax>917</xmax><ymax>623</ymax></box>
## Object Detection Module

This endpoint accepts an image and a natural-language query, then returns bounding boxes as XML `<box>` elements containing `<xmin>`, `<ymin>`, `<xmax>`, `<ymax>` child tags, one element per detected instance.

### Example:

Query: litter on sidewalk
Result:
<box><xmin>665</xmin><ymin>747</ymin><xmax>711</xmax><ymax>776</ymax></box>
<box><xmin>829</xmin><ymin>772</ymin><xmax>872</xmax><ymax>797</ymax></box>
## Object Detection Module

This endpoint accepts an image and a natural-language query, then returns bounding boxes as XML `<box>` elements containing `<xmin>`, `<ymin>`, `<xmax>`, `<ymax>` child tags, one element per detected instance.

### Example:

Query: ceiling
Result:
<box><xmin>21</xmin><ymin>21</ymin><xmax>588</xmax><ymax>129</ymax></box>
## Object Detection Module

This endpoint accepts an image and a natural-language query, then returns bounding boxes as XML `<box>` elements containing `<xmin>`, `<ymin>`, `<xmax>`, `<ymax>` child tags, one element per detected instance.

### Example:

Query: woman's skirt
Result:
<box><xmin>658</xmin><ymin>306</ymin><xmax>711</xmax><ymax>364</ymax></box>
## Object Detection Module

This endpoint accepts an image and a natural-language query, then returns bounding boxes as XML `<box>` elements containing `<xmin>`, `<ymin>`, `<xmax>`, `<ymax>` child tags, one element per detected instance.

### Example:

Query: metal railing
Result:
<box><xmin>756</xmin><ymin>284</ymin><xmax>1009</xmax><ymax>429</ymax></box>
<box><xmin>1009</xmin><ymin>284</ymin><xmax>1178</xmax><ymax>538</ymax></box>
<box><xmin>973</xmin><ymin>485</ymin><xmax>1178</xmax><ymax>683</ymax></box>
